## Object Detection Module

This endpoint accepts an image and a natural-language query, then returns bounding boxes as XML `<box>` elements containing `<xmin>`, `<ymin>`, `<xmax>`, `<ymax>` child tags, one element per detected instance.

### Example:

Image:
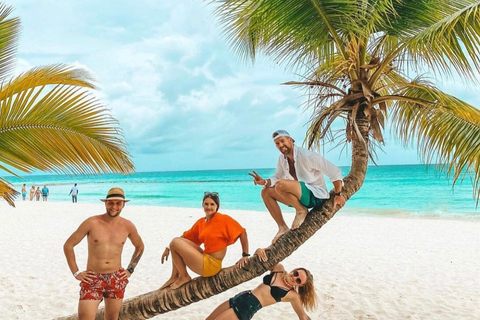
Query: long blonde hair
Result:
<box><xmin>295</xmin><ymin>268</ymin><xmax>317</xmax><ymax>312</ymax></box>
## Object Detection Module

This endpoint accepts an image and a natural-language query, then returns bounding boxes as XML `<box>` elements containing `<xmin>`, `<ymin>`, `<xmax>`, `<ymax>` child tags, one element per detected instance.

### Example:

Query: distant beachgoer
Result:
<box><xmin>21</xmin><ymin>184</ymin><xmax>27</xmax><ymax>201</ymax></box>
<box><xmin>63</xmin><ymin>187</ymin><xmax>144</xmax><ymax>320</ymax></box>
<box><xmin>206</xmin><ymin>248</ymin><xmax>317</xmax><ymax>320</ymax></box>
<box><xmin>249</xmin><ymin>129</ymin><xmax>345</xmax><ymax>243</ymax></box>
<box><xmin>42</xmin><ymin>185</ymin><xmax>49</xmax><ymax>201</ymax></box>
<box><xmin>69</xmin><ymin>183</ymin><xmax>78</xmax><ymax>203</ymax></box>
<box><xmin>160</xmin><ymin>192</ymin><xmax>249</xmax><ymax>290</ymax></box>
<box><xmin>29</xmin><ymin>185</ymin><xmax>35</xmax><ymax>201</ymax></box>
<box><xmin>35</xmin><ymin>187</ymin><xmax>41</xmax><ymax>201</ymax></box>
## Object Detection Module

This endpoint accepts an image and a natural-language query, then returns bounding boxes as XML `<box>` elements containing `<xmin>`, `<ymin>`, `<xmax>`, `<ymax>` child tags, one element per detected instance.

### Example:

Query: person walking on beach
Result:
<box><xmin>63</xmin><ymin>187</ymin><xmax>144</xmax><ymax>320</ymax></box>
<box><xmin>21</xmin><ymin>184</ymin><xmax>27</xmax><ymax>201</ymax></box>
<box><xmin>206</xmin><ymin>247</ymin><xmax>317</xmax><ymax>320</ymax></box>
<box><xmin>29</xmin><ymin>185</ymin><xmax>35</xmax><ymax>201</ymax></box>
<box><xmin>69</xmin><ymin>183</ymin><xmax>79</xmax><ymax>203</ymax></box>
<box><xmin>249</xmin><ymin>130</ymin><xmax>345</xmax><ymax>243</ymax></box>
<box><xmin>35</xmin><ymin>186</ymin><xmax>41</xmax><ymax>201</ymax></box>
<box><xmin>42</xmin><ymin>185</ymin><xmax>49</xmax><ymax>201</ymax></box>
<box><xmin>160</xmin><ymin>191</ymin><xmax>249</xmax><ymax>290</ymax></box>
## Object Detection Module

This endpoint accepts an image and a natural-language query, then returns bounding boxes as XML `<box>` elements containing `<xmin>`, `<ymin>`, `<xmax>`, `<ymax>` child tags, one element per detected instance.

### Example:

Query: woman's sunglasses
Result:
<box><xmin>204</xmin><ymin>191</ymin><xmax>219</xmax><ymax>197</ymax></box>
<box><xmin>292</xmin><ymin>270</ymin><xmax>303</xmax><ymax>285</ymax></box>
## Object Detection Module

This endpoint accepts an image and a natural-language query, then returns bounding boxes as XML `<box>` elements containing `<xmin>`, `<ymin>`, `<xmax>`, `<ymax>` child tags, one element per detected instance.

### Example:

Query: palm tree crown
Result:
<box><xmin>213</xmin><ymin>0</ymin><xmax>480</xmax><ymax>203</ymax></box>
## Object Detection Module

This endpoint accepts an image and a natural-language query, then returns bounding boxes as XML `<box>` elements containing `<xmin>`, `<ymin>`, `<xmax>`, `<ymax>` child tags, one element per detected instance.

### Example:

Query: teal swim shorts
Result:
<box><xmin>299</xmin><ymin>182</ymin><xmax>324</xmax><ymax>208</ymax></box>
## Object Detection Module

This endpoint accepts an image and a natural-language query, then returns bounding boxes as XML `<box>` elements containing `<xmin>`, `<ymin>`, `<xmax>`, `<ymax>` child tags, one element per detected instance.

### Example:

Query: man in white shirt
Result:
<box><xmin>69</xmin><ymin>183</ymin><xmax>79</xmax><ymax>203</ymax></box>
<box><xmin>249</xmin><ymin>130</ymin><xmax>346</xmax><ymax>243</ymax></box>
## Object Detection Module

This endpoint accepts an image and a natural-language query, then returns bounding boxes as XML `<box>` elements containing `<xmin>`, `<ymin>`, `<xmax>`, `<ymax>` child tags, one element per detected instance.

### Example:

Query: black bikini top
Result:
<box><xmin>262</xmin><ymin>271</ymin><xmax>292</xmax><ymax>302</ymax></box>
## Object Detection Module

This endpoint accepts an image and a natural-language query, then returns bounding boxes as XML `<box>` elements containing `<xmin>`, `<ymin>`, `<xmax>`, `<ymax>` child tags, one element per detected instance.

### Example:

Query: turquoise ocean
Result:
<box><xmin>6</xmin><ymin>164</ymin><xmax>479</xmax><ymax>218</ymax></box>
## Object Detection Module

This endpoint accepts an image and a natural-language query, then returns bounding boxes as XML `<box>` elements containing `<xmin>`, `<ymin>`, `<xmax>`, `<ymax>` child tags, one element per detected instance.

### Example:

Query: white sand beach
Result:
<box><xmin>1</xmin><ymin>201</ymin><xmax>479</xmax><ymax>320</ymax></box>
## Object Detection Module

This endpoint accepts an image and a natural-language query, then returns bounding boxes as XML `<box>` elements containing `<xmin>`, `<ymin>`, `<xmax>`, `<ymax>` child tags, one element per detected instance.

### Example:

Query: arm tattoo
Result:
<box><xmin>127</xmin><ymin>248</ymin><xmax>143</xmax><ymax>270</ymax></box>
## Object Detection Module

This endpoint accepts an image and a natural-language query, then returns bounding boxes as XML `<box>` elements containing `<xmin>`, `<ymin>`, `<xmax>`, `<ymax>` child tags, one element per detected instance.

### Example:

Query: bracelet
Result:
<box><xmin>263</xmin><ymin>179</ymin><xmax>268</xmax><ymax>186</ymax></box>
<box><xmin>73</xmin><ymin>270</ymin><xmax>81</xmax><ymax>278</ymax></box>
<box><xmin>242</xmin><ymin>252</ymin><xmax>250</xmax><ymax>257</ymax></box>
<box><xmin>127</xmin><ymin>267</ymin><xmax>135</xmax><ymax>274</ymax></box>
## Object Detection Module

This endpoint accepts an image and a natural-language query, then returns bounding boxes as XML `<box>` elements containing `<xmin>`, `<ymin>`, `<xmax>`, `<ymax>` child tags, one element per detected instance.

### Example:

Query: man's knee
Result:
<box><xmin>261</xmin><ymin>180</ymin><xmax>292</xmax><ymax>199</ymax></box>
<box><xmin>261</xmin><ymin>185</ymin><xmax>275</xmax><ymax>200</ymax></box>
<box><xmin>274</xmin><ymin>179</ymin><xmax>290</xmax><ymax>193</ymax></box>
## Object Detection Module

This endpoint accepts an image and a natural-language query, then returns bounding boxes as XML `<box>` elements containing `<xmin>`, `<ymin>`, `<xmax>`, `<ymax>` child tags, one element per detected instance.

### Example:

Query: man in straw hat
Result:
<box><xmin>64</xmin><ymin>187</ymin><xmax>144</xmax><ymax>320</ymax></box>
<box><xmin>249</xmin><ymin>130</ymin><xmax>345</xmax><ymax>243</ymax></box>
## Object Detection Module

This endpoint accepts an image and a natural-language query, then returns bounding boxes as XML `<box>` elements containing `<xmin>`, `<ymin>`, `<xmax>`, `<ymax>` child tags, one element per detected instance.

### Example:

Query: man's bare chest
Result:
<box><xmin>88</xmin><ymin>225</ymin><xmax>128</xmax><ymax>247</ymax></box>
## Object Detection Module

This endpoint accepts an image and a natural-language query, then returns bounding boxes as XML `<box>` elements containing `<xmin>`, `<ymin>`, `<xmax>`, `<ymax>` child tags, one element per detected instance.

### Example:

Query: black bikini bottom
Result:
<box><xmin>229</xmin><ymin>290</ymin><xmax>262</xmax><ymax>320</ymax></box>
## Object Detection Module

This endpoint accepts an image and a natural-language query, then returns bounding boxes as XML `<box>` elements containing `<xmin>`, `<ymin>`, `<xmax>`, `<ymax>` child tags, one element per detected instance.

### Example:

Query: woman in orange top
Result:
<box><xmin>160</xmin><ymin>192</ymin><xmax>250</xmax><ymax>289</ymax></box>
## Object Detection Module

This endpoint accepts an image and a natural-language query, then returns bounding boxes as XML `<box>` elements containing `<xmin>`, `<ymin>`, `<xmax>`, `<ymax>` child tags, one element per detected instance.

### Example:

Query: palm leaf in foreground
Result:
<box><xmin>0</xmin><ymin>65</ymin><xmax>134</xmax><ymax>205</ymax></box>
<box><xmin>0</xmin><ymin>178</ymin><xmax>19</xmax><ymax>205</ymax></box>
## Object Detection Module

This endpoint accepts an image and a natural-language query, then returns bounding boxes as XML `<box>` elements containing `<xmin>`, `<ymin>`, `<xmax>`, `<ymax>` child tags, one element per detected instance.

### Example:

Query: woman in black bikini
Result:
<box><xmin>206</xmin><ymin>248</ymin><xmax>317</xmax><ymax>320</ymax></box>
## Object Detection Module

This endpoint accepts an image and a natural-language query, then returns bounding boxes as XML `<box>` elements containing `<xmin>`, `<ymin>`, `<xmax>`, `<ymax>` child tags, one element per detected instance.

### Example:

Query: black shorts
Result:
<box><xmin>229</xmin><ymin>290</ymin><xmax>262</xmax><ymax>320</ymax></box>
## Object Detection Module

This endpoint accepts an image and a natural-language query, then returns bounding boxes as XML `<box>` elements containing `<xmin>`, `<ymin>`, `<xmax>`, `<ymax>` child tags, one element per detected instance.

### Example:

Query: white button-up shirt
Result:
<box><xmin>269</xmin><ymin>145</ymin><xmax>343</xmax><ymax>199</ymax></box>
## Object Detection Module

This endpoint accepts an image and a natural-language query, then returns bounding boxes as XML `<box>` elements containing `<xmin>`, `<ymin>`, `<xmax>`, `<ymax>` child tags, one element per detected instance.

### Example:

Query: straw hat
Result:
<box><xmin>100</xmin><ymin>187</ymin><xmax>130</xmax><ymax>202</ymax></box>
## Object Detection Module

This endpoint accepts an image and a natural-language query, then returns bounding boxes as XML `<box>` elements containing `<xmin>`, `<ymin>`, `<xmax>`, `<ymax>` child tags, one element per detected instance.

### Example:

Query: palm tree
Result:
<box><xmin>56</xmin><ymin>0</ymin><xmax>480</xmax><ymax>319</ymax></box>
<box><xmin>0</xmin><ymin>3</ymin><xmax>134</xmax><ymax>206</ymax></box>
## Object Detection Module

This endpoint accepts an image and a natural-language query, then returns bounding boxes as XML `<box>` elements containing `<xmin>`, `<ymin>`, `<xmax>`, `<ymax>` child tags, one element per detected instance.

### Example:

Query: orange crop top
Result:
<box><xmin>183</xmin><ymin>212</ymin><xmax>246</xmax><ymax>254</ymax></box>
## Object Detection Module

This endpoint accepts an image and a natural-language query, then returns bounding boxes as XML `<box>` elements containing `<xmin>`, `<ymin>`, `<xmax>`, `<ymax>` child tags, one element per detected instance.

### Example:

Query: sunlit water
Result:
<box><xmin>5</xmin><ymin>164</ymin><xmax>479</xmax><ymax>218</ymax></box>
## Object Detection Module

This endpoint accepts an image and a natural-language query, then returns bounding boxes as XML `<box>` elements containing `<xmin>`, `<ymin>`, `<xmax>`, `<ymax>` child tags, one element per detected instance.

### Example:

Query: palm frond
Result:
<box><xmin>0</xmin><ymin>64</ymin><xmax>98</xmax><ymax>100</ymax></box>
<box><xmin>0</xmin><ymin>3</ymin><xmax>19</xmax><ymax>81</ymax></box>
<box><xmin>380</xmin><ymin>0</ymin><xmax>449</xmax><ymax>37</ymax></box>
<box><xmin>401</xmin><ymin>0</ymin><xmax>480</xmax><ymax>80</ymax></box>
<box><xmin>212</xmin><ymin>0</ymin><xmax>365</xmax><ymax>69</ymax></box>
<box><xmin>389</xmin><ymin>83</ymin><xmax>480</xmax><ymax>203</ymax></box>
<box><xmin>0</xmin><ymin>81</ymin><xmax>134</xmax><ymax>175</ymax></box>
<box><xmin>0</xmin><ymin>178</ymin><xmax>19</xmax><ymax>206</ymax></box>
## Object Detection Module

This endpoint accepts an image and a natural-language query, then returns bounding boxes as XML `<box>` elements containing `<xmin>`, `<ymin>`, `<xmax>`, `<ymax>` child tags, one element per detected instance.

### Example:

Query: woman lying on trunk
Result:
<box><xmin>206</xmin><ymin>248</ymin><xmax>317</xmax><ymax>320</ymax></box>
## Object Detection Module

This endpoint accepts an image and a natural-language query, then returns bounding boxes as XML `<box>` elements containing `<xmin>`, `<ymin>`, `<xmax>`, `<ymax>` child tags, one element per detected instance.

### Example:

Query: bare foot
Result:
<box><xmin>170</xmin><ymin>275</ymin><xmax>191</xmax><ymax>289</ymax></box>
<box><xmin>160</xmin><ymin>276</ymin><xmax>177</xmax><ymax>290</ymax></box>
<box><xmin>272</xmin><ymin>226</ymin><xmax>289</xmax><ymax>244</ymax></box>
<box><xmin>291</xmin><ymin>209</ymin><xmax>308</xmax><ymax>229</ymax></box>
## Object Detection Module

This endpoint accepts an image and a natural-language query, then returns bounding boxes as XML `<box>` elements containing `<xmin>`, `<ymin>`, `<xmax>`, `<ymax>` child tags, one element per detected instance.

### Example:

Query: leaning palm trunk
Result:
<box><xmin>56</xmin><ymin>114</ymin><xmax>370</xmax><ymax>320</ymax></box>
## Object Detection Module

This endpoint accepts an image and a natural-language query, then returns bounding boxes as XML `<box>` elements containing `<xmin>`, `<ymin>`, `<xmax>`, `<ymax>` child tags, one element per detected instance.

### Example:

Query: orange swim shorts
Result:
<box><xmin>79</xmin><ymin>269</ymin><xmax>129</xmax><ymax>300</ymax></box>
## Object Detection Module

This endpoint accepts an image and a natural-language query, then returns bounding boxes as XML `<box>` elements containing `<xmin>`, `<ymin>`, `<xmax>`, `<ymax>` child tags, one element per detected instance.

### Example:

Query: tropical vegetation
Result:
<box><xmin>57</xmin><ymin>0</ymin><xmax>480</xmax><ymax>319</ymax></box>
<box><xmin>0</xmin><ymin>3</ymin><xmax>134</xmax><ymax>206</ymax></box>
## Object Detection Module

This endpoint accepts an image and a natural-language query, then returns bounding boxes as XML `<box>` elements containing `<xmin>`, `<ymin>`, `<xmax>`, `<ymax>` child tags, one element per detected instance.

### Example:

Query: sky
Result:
<box><xmin>6</xmin><ymin>0</ymin><xmax>480</xmax><ymax>172</ymax></box>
